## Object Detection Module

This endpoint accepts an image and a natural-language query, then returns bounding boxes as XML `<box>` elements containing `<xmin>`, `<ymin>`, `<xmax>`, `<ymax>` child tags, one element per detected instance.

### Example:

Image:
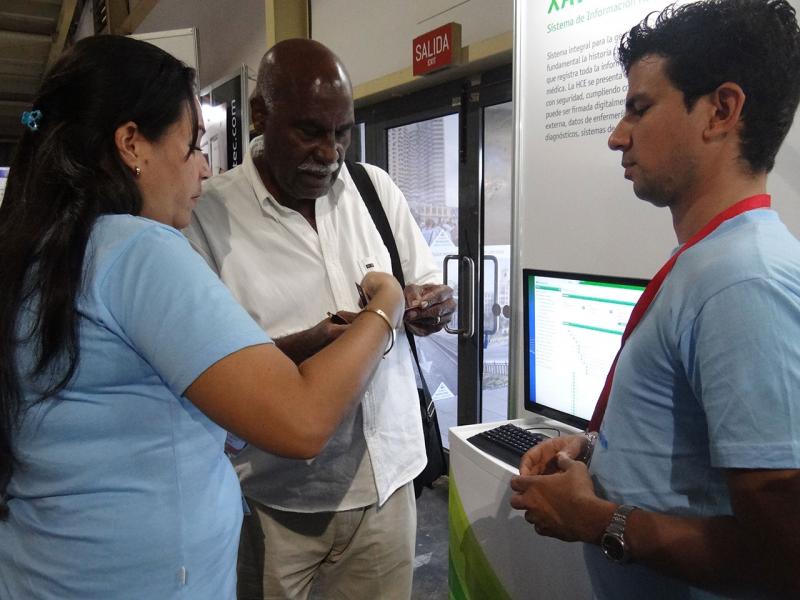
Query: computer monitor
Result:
<box><xmin>0</xmin><ymin>167</ymin><xmax>8</xmax><ymax>206</ymax></box>
<box><xmin>522</xmin><ymin>269</ymin><xmax>648</xmax><ymax>429</ymax></box>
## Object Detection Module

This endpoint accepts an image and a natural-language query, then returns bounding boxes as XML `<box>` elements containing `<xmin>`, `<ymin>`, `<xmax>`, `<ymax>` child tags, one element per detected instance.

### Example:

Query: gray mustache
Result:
<box><xmin>298</xmin><ymin>161</ymin><xmax>339</xmax><ymax>176</ymax></box>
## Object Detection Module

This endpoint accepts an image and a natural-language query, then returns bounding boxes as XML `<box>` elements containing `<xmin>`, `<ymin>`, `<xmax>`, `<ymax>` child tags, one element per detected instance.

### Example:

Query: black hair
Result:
<box><xmin>617</xmin><ymin>0</ymin><xmax>800</xmax><ymax>173</ymax></box>
<box><xmin>0</xmin><ymin>35</ymin><xmax>197</xmax><ymax>516</ymax></box>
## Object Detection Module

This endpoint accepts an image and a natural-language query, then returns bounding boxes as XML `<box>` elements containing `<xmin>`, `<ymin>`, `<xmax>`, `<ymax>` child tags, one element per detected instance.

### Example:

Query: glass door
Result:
<box><xmin>387</xmin><ymin>115</ymin><xmax>461</xmax><ymax>438</ymax></box>
<box><xmin>358</xmin><ymin>66</ymin><xmax>512</xmax><ymax>447</ymax></box>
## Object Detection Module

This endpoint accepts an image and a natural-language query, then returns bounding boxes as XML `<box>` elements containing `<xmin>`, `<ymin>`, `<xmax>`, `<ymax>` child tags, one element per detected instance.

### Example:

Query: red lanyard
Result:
<box><xmin>588</xmin><ymin>194</ymin><xmax>772</xmax><ymax>432</ymax></box>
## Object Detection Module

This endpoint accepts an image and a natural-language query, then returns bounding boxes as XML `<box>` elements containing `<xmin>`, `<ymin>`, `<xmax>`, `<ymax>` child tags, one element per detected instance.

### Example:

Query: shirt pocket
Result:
<box><xmin>358</xmin><ymin>242</ymin><xmax>394</xmax><ymax>279</ymax></box>
<box><xmin>358</xmin><ymin>256</ymin><xmax>378</xmax><ymax>278</ymax></box>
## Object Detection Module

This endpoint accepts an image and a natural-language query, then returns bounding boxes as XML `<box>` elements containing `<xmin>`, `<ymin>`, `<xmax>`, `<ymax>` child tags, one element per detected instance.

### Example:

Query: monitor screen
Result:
<box><xmin>0</xmin><ymin>167</ymin><xmax>8</xmax><ymax>206</ymax></box>
<box><xmin>523</xmin><ymin>269</ymin><xmax>648</xmax><ymax>429</ymax></box>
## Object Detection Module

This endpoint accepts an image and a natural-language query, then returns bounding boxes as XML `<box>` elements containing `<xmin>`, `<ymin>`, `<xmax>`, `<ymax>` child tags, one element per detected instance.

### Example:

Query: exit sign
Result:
<box><xmin>412</xmin><ymin>22</ymin><xmax>462</xmax><ymax>76</ymax></box>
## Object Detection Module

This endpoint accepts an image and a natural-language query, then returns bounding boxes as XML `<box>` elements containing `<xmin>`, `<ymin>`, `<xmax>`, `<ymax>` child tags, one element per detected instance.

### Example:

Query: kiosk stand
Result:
<box><xmin>448</xmin><ymin>418</ymin><xmax>592</xmax><ymax>599</ymax></box>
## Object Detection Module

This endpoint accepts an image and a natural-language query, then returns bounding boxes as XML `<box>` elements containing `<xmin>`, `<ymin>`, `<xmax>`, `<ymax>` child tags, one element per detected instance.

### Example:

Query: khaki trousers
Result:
<box><xmin>237</xmin><ymin>482</ymin><xmax>416</xmax><ymax>600</ymax></box>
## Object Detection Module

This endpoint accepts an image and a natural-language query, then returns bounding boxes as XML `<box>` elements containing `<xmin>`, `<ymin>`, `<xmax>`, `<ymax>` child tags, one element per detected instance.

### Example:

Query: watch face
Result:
<box><xmin>601</xmin><ymin>533</ymin><xmax>626</xmax><ymax>562</ymax></box>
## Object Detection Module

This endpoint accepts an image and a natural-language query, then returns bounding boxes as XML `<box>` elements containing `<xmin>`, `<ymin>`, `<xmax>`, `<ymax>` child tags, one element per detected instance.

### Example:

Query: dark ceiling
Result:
<box><xmin>0</xmin><ymin>0</ymin><xmax>80</xmax><ymax>149</ymax></box>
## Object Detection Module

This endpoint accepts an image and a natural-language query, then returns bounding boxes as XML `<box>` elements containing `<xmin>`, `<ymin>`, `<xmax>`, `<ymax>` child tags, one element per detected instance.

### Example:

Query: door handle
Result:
<box><xmin>483</xmin><ymin>255</ymin><xmax>499</xmax><ymax>335</ymax></box>
<box><xmin>443</xmin><ymin>254</ymin><xmax>475</xmax><ymax>338</ymax></box>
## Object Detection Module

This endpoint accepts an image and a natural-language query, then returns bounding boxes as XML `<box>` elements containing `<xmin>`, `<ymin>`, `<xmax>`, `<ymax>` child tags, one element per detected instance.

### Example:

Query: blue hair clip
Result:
<box><xmin>21</xmin><ymin>109</ymin><xmax>43</xmax><ymax>132</ymax></box>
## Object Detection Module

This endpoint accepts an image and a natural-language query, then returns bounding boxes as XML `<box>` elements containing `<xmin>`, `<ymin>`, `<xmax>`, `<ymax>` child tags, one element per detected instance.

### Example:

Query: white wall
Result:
<box><xmin>124</xmin><ymin>0</ymin><xmax>512</xmax><ymax>96</ymax></box>
<box><xmin>132</xmin><ymin>0</ymin><xmax>266</xmax><ymax>89</ymax></box>
<box><xmin>311</xmin><ymin>0</ymin><xmax>513</xmax><ymax>87</ymax></box>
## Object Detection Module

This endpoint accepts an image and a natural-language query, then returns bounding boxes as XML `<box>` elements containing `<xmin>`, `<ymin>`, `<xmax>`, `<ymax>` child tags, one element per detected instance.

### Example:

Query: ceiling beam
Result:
<box><xmin>0</xmin><ymin>0</ymin><xmax>61</xmax><ymax>36</ymax></box>
<box><xmin>119</xmin><ymin>0</ymin><xmax>160</xmax><ymax>35</ymax></box>
<box><xmin>0</xmin><ymin>56</ymin><xmax>43</xmax><ymax>78</ymax></box>
<box><xmin>0</xmin><ymin>100</ymin><xmax>31</xmax><ymax>119</ymax></box>
<box><xmin>0</xmin><ymin>74</ymin><xmax>41</xmax><ymax>99</ymax></box>
<box><xmin>0</xmin><ymin>30</ymin><xmax>51</xmax><ymax>66</ymax></box>
<box><xmin>105</xmin><ymin>0</ymin><xmax>128</xmax><ymax>34</ymax></box>
<box><xmin>266</xmin><ymin>0</ymin><xmax>309</xmax><ymax>48</ymax></box>
<box><xmin>45</xmin><ymin>0</ymin><xmax>80</xmax><ymax>72</ymax></box>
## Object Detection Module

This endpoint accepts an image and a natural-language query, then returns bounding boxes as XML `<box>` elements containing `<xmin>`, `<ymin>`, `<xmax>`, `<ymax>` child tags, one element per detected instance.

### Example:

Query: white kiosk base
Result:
<box><xmin>448</xmin><ymin>418</ymin><xmax>593</xmax><ymax>599</ymax></box>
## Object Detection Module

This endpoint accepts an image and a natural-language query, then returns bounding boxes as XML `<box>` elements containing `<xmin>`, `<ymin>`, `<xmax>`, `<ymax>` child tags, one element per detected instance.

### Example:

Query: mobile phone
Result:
<box><xmin>355</xmin><ymin>282</ymin><xmax>369</xmax><ymax>307</ymax></box>
<box><xmin>327</xmin><ymin>311</ymin><xmax>349</xmax><ymax>325</ymax></box>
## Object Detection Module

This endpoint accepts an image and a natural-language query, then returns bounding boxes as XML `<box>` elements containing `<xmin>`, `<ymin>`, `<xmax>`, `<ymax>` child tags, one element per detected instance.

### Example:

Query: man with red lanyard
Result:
<box><xmin>509</xmin><ymin>1</ymin><xmax>800</xmax><ymax>598</ymax></box>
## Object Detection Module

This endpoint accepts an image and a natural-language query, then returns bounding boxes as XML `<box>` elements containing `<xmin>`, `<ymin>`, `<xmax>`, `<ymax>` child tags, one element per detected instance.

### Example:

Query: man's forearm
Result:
<box><xmin>621</xmin><ymin>509</ymin><xmax>753</xmax><ymax>595</ymax></box>
<box><xmin>274</xmin><ymin>331</ymin><xmax>321</xmax><ymax>365</ymax></box>
<box><xmin>273</xmin><ymin>314</ymin><xmax>355</xmax><ymax>365</ymax></box>
<box><xmin>619</xmin><ymin>469</ymin><xmax>800</xmax><ymax>597</ymax></box>
<box><xmin>597</xmin><ymin>505</ymin><xmax>800</xmax><ymax>597</ymax></box>
<box><xmin>514</xmin><ymin>461</ymin><xmax>796</xmax><ymax>596</ymax></box>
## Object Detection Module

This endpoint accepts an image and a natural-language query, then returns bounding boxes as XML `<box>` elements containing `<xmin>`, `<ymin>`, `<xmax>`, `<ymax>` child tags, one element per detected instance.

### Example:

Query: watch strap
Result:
<box><xmin>577</xmin><ymin>431</ymin><xmax>599</xmax><ymax>465</ymax></box>
<box><xmin>606</xmin><ymin>503</ymin><xmax>637</xmax><ymax>536</ymax></box>
<box><xmin>601</xmin><ymin>504</ymin><xmax>638</xmax><ymax>563</ymax></box>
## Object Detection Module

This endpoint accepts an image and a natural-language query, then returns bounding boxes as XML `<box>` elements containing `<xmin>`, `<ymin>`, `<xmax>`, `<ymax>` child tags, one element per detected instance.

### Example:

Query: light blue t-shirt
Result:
<box><xmin>0</xmin><ymin>215</ymin><xmax>271</xmax><ymax>599</ymax></box>
<box><xmin>586</xmin><ymin>209</ymin><xmax>800</xmax><ymax>599</ymax></box>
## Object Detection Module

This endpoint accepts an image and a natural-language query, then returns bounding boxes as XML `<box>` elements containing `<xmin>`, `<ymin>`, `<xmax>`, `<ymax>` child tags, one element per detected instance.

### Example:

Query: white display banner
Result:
<box><xmin>512</xmin><ymin>0</ymin><xmax>800</xmax><ymax>414</ymax></box>
<box><xmin>515</xmin><ymin>0</ymin><xmax>800</xmax><ymax>279</ymax></box>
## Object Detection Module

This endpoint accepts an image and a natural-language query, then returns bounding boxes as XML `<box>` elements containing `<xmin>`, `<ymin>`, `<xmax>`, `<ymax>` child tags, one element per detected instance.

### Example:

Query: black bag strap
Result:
<box><xmin>346</xmin><ymin>160</ymin><xmax>436</xmax><ymax>418</ymax></box>
<box><xmin>346</xmin><ymin>161</ymin><xmax>405</xmax><ymax>288</ymax></box>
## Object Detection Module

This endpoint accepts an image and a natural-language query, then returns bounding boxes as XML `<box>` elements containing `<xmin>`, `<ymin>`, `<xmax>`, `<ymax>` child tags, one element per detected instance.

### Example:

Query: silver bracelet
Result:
<box><xmin>361</xmin><ymin>308</ymin><xmax>395</xmax><ymax>356</ymax></box>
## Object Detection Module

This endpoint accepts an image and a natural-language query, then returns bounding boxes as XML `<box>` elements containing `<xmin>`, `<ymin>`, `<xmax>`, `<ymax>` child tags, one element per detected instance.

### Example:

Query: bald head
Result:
<box><xmin>256</xmin><ymin>39</ymin><xmax>352</xmax><ymax>111</ymax></box>
<box><xmin>249</xmin><ymin>39</ymin><xmax>355</xmax><ymax>208</ymax></box>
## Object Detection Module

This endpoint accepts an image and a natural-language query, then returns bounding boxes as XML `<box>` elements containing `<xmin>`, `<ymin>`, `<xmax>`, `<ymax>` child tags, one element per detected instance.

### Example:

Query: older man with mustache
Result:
<box><xmin>184</xmin><ymin>39</ymin><xmax>455</xmax><ymax>600</ymax></box>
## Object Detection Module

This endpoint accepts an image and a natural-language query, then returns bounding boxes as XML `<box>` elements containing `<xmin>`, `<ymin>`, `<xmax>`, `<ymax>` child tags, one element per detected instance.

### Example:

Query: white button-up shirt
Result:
<box><xmin>184</xmin><ymin>137</ymin><xmax>440</xmax><ymax>509</ymax></box>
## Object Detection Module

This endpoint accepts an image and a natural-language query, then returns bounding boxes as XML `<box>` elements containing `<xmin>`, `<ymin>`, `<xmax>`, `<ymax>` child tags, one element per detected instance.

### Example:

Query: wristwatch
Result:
<box><xmin>577</xmin><ymin>431</ymin><xmax>599</xmax><ymax>466</ymax></box>
<box><xmin>600</xmin><ymin>504</ymin><xmax>638</xmax><ymax>563</ymax></box>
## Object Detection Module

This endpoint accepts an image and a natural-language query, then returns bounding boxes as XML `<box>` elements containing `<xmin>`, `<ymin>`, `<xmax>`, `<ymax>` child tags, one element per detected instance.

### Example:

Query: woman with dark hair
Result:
<box><xmin>0</xmin><ymin>35</ymin><xmax>403</xmax><ymax>599</ymax></box>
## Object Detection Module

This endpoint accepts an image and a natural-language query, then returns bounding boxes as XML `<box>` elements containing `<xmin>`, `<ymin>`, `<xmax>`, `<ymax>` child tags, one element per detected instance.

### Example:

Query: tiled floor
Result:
<box><xmin>411</xmin><ymin>476</ymin><xmax>450</xmax><ymax>599</ymax></box>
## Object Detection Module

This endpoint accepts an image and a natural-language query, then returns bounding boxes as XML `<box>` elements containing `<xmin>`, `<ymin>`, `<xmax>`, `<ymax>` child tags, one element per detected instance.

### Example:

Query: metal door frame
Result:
<box><xmin>355</xmin><ymin>64</ymin><xmax>512</xmax><ymax>428</ymax></box>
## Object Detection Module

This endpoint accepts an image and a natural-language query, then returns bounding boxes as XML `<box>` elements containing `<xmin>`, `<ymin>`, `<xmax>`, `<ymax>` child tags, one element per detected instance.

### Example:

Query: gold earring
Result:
<box><xmin>134</xmin><ymin>166</ymin><xmax>141</xmax><ymax>177</ymax></box>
